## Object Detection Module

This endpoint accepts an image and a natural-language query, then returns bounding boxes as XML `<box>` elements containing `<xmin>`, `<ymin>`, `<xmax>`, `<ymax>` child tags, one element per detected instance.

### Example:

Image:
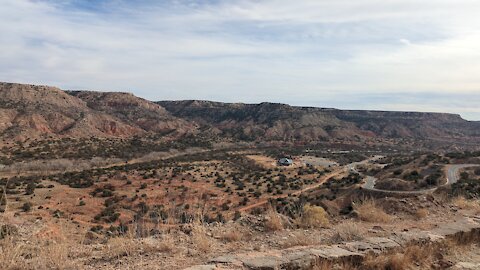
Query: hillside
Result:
<box><xmin>67</xmin><ymin>91</ymin><xmax>196</xmax><ymax>135</ymax></box>
<box><xmin>158</xmin><ymin>100</ymin><xmax>480</xmax><ymax>146</ymax></box>
<box><xmin>1</xmin><ymin>82</ymin><xmax>478</xmax><ymax>148</ymax></box>
<box><xmin>0</xmin><ymin>82</ymin><xmax>195</xmax><ymax>141</ymax></box>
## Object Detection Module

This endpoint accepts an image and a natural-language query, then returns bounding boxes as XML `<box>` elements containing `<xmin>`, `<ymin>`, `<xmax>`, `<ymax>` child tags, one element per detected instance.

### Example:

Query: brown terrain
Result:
<box><xmin>1</xmin><ymin>82</ymin><xmax>480</xmax><ymax>270</ymax></box>
<box><xmin>0</xmin><ymin>82</ymin><xmax>196</xmax><ymax>142</ymax></box>
<box><xmin>1</xmin><ymin>82</ymin><xmax>480</xmax><ymax>150</ymax></box>
<box><xmin>158</xmin><ymin>100</ymin><xmax>480</xmax><ymax>150</ymax></box>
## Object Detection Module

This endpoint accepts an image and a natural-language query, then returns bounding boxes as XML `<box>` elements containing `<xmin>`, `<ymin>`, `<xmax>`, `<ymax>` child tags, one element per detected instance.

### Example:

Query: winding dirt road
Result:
<box><xmin>238</xmin><ymin>156</ymin><xmax>384</xmax><ymax>213</ymax></box>
<box><xmin>362</xmin><ymin>164</ymin><xmax>479</xmax><ymax>194</ymax></box>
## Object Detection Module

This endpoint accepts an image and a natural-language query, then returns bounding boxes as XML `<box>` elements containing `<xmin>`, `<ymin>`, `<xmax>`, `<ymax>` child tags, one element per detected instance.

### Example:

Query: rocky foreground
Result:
<box><xmin>188</xmin><ymin>216</ymin><xmax>480</xmax><ymax>269</ymax></box>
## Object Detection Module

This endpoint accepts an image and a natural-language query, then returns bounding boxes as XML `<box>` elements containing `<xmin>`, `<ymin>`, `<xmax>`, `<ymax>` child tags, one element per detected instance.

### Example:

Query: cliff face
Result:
<box><xmin>1</xmin><ymin>82</ymin><xmax>478</xmax><ymax>146</ymax></box>
<box><xmin>68</xmin><ymin>91</ymin><xmax>197</xmax><ymax>135</ymax></box>
<box><xmin>0</xmin><ymin>83</ymin><xmax>195</xmax><ymax>141</ymax></box>
<box><xmin>329</xmin><ymin>109</ymin><xmax>479</xmax><ymax>139</ymax></box>
<box><xmin>158</xmin><ymin>100</ymin><xmax>480</xmax><ymax>143</ymax></box>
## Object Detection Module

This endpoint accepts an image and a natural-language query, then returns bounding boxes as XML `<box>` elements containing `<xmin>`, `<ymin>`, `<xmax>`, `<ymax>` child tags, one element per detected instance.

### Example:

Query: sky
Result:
<box><xmin>1</xmin><ymin>0</ymin><xmax>480</xmax><ymax>120</ymax></box>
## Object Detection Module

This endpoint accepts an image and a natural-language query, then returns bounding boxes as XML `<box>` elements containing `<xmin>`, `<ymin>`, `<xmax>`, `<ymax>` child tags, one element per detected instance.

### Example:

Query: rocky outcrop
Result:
<box><xmin>187</xmin><ymin>216</ymin><xmax>480</xmax><ymax>270</ymax></box>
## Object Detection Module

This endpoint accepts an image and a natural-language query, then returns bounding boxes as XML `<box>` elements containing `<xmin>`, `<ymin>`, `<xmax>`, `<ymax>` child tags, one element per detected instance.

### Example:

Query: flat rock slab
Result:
<box><xmin>191</xmin><ymin>217</ymin><xmax>480</xmax><ymax>270</ymax></box>
<box><xmin>452</xmin><ymin>262</ymin><xmax>480</xmax><ymax>270</ymax></box>
<box><xmin>342</xmin><ymin>237</ymin><xmax>399</xmax><ymax>253</ymax></box>
<box><xmin>309</xmin><ymin>245</ymin><xmax>363</xmax><ymax>259</ymax></box>
<box><xmin>210</xmin><ymin>246</ymin><xmax>362</xmax><ymax>270</ymax></box>
<box><xmin>281</xmin><ymin>246</ymin><xmax>363</xmax><ymax>269</ymax></box>
<box><xmin>242</xmin><ymin>255</ymin><xmax>288</xmax><ymax>270</ymax></box>
<box><xmin>210</xmin><ymin>255</ymin><xmax>242</xmax><ymax>265</ymax></box>
<box><xmin>392</xmin><ymin>230</ymin><xmax>445</xmax><ymax>244</ymax></box>
<box><xmin>184</xmin><ymin>265</ymin><xmax>218</xmax><ymax>270</ymax></box>
<box><xmin>432</xmin><ymin>218</ymin><xmax>480</xmax><ymax>237</ymax></box>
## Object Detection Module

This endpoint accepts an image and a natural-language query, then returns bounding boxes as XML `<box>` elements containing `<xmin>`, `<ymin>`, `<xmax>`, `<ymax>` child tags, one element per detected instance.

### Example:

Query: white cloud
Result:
<box><xmin>0</xmin><ymin>0</ymin><xmax>479</xmax><ymax>119</ymax></box>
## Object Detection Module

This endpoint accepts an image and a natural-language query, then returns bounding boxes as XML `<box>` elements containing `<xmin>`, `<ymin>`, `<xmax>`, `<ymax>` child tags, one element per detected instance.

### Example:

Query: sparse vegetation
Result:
<box><xmin>330</xmin><ymin>221</ymin><xmax>365</xmax><ymax>243</ymax></box>
<box><xmin>264</xmin><ymin>207</ymin><xmax>284</xmax><ymax>232</ymax></box>
<box><xmin>298</xmin><ymin>204</ymin><xmax>329</xmax><ymax>229</ymax></box>
<box><xmin>353</xmin><ymin>199</ymin><xmax>392</xmax><ymax>223</ymax></box>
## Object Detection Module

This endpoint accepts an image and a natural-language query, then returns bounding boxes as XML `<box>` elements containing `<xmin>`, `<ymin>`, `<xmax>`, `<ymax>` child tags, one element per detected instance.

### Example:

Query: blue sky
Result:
<box><xmin>1</xmin><ymin>0</ymin><xmax>480</xmax><ymax>120</ymax></box>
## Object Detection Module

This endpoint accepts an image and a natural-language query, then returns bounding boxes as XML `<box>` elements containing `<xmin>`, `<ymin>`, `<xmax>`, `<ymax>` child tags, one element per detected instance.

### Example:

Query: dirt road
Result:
<box><xmin>362</xmin><ymin>164</ymin><xmax>479</xmax><ymax>194</ymax></box>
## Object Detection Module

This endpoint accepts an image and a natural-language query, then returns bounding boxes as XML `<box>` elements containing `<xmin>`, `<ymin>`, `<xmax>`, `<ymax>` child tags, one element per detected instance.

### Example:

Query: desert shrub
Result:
<box><xmin>404</xmin><ymin>170</ymin><xmax>421</xmax><ymax>181</ymax></box>
<box><xmin>451</xmin><ymin>177</ymin><xmax>480</xmax><ymax>198</ymax></box>
<box><xmin>298</xmin><ymin>204</ymin><xmax>329</xmax><ymax>229</ymax></box>
<box><xmin>0</xmin><ymin>189</ymin><xmax>6</xmax><ymax>212</ymax></box>
<box><xmin>353</xmin><ymin>199</ymin><xmax>392</xmax><ymax>223</ymax></box>
<box><xmin>91</xmin><ymin>184</ymin><xmax>115</xmax><ymax>197</ymax></box>
<box><xmin>25</xmin><ymin>182</ymin><xmax>36</xmax><ymax>195</ymax></box>
<box><xmin>233</xmin><ymin>211</ymin><xmax>241</xmax><ymax>220</ymax></box>
<box><xmin>393</xmin><ymin>169</ymin><xmax>403</xmax><ymax>176</ymax></box>
<box><xmin>21</xmin><ymin>202</ymin><xmax>32</xmax><ymax>212</ymax></box>
<box><xmin>452</xmin><ymin>196</ymin><xmax>480</xmax><ymax>212</ymax></box>
<box><xmin>94</xmin><ymin>206</ymin><xmax>120</xmax><ymax>222</ymax></box>
<box><xmin>0</xmin><ymin>225</ymin><xmax>18</xmax><ymax>240</ymax></box>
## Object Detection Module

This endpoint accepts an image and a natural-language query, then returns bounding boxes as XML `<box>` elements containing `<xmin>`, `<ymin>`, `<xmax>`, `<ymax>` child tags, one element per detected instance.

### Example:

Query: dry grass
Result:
<box><xmin>330</xmin><ymin>220</ymin><xmax>366</xmax><ymax>243</ymax></box>
<box><xmin>154</xmin><ymin>234</ymin><xmax>176</xmax><ymax>253</ymax></box>
<box><xmin>311</xmin><ymin>259</ymin><xmax>334</xmax><ymax>270</ymax></box>
<box><xmin>361</xmin><ymin>244</ymin><xmax>436</xmax><ymax>270</ymax></box>
<box><xmin>264</xmin><ymin>207</ymin><xmax>284</xmax><ymax>232</ymax></box>
<box><xmin>353</xmin><ymin>199</ymin><xmax>392</xmax><ymax>223</ymax></box>
<box><xmin>34</xmin><ymin>241</ymin><xmax>79</xmax><ymax>270</ymax></box>
<box><xmin>281</xmin><ymin>232</ymin><xmax>318</xmax><ymax>248</ymax></box>
<box><xmin>106</xmin><ymin>237</ymin><xmax>137</xmax><ymax>259</ymax></box>
<box><xmin>0</xmin><ymin>236</ymin><xmax>81</xmax><ymax>270</ymax></box>
<box><xmin>453</xmin><ymin>196</ymin><xmax>480</xmax><ymax>213</ymax></box>
<box><xmin>0</xmin><ymin>236</ymin><xmax>25</xmax><ymax>270</ymax></box>
<box><xmin>298</xmin><ymin>204</ymin><xmax>329</xmax><ymax>229</ymax></box>
<box><xmin>219</xmin><ymin>229</ymin><xmax>243</xmax><ymax>242</ymax></box>
<box><xmin>414</xmin><ymin>208</ymin><xmax>429</xmax><ymax>220</ymax></box>
<box><xmin>192</xmin><ymin>223</ymin><xmax>213</xmax><ymax>253</ymax></box>
<box><xmin>105</xmin><ymin>231</ymin><xmax>176</xmax><ymax>260</ymax></box>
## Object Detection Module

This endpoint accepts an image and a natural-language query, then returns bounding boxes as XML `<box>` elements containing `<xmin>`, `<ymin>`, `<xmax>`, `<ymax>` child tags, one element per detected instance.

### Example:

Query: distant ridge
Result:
<box><xmin>0</xmin><ymin>82</ymin><xmax>478</xmax><ymax>149</ymax></box>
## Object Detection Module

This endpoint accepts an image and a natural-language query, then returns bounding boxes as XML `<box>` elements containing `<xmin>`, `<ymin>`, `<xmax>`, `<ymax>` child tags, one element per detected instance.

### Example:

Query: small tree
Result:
<box><xmin>22</xmin><ymin>202</ymin><xmax>32</xmax><ymax>212</ymax></box>
<box><xmin>0</xmin><ymin>188</ymin><xmax>7</xmax><ymax>212</ymax></box>
<box><xmin>25</xmin><ymin>182</ymin><xmax>36</xmax><ymax>195</ymax></box>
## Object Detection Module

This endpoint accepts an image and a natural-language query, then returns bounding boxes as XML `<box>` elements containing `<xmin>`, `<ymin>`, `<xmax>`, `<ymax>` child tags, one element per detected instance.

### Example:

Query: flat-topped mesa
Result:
<box><xmin>159</xmin><ymin>100</ymin><xmax>479</xmax><ymax>142</ymax></box>
<box><xmin>331</xmin><ymin>109</ymin><xmax>465</xmax><ymax>121</ymax></box>
<box><xmin>1</xmin><ymin>82</ymin><xmax>479</xmax><ymax>146</ymax></box>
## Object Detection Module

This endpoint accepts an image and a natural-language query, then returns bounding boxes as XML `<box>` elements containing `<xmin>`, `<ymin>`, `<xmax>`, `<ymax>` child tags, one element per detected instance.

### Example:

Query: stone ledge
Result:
<box><xmin>187</xmin><ymin>217</ymin><xmax>480</xmax><ymax>270</ymax></box>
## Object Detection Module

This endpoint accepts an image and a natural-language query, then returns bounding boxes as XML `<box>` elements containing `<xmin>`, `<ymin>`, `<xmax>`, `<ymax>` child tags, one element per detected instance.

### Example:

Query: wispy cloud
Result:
<box><xmin>0</xmin><ymin>0</ymin><xmax>479</xmax><ymax>119</ymax></box>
